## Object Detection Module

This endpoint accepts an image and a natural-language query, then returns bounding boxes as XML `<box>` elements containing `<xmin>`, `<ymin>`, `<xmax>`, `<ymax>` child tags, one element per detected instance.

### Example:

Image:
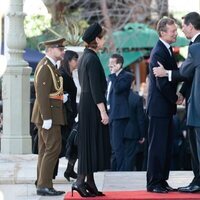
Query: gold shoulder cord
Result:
<box><xmin>35</xmin><ymin>61</ymin><xmax>63</xmax><ymax>97</ymax></box>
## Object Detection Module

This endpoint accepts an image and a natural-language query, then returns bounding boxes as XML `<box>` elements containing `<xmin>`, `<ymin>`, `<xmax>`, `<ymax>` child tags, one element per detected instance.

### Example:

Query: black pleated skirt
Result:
<box><xmin>77</xmin><ymin>92</ymin><xmax>111</xmax><ymax>174</ymax></box>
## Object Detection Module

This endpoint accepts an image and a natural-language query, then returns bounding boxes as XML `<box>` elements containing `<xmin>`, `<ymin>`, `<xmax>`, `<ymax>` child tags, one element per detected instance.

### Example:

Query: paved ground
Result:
<box><xmin>0</xmin><ymin>153</ymin><xmax>195</xmax><ymax>200</ymax></box>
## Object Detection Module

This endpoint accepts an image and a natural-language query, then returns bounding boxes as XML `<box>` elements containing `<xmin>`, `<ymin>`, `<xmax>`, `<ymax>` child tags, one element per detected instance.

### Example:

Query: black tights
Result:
<box><xmin>76</xmin><ymin>173</ymin><xmax>98</xmax><ymax>191</ymax></box>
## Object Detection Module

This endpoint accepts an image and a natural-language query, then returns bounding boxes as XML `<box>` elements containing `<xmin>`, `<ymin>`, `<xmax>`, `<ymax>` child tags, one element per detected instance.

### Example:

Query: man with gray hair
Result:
<box><xmin>153</xmin><ymin>12</ymin><xmax>200</xmax><ymax>193</ymax></box>
<box><xmin>146</xmin><ymin>17</ymin><xmax>181</xmax><ymax>193</ymax></box>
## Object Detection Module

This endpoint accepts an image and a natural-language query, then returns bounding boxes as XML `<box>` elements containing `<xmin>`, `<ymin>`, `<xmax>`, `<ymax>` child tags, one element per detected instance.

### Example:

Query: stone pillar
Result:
<box><xmin>1</xmin><ymin>0</ymin><xmax>32</xmax><ymax>154</ymax></box>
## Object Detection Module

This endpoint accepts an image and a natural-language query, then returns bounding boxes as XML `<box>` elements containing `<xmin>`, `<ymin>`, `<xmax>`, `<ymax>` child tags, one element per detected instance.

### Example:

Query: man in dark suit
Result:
<box><xmin>31</xmin><ymin>38</ymin><xmax>68</xmax><ymax>196</ymax></box>
<box><xmin>153</xmin><ymin>12</ymin><xmax>200</xmax><ymax>192</ymax></box>
<box><xmin>107</xmin><ymin>54</ymin><xmax>133</xmax><ymax>171</ymax></box>
<box><xmin>146</xmin><ymin>18</ymin><xmax>181</xmax><ymax>193</ymax></box>
<box><xmin>179</xmin><ymin>43</ymin><xmax>200</xmax><ymax>192</ymax></box>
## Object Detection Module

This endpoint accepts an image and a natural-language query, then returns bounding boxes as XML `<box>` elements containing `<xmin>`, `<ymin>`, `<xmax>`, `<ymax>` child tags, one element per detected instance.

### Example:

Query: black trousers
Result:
<box><xmin>187</xmin><ymin>127</ymin><xmax>200</xmax><ymax>185</ymax></box>
<box><xmin>109</xmin><ymin>118</ymin><xmax>128</xmax><ymax>171</ymax></box>
<box><xmin>124</xmin><ymin>139</ymin><xmax>138</xmax><ymax>171</ymax></box>
<box><xmin>191</xmin><ymin>127</ymin><xmax>200</xmax><ymax>185</ymax></box>
<box><xmin>147</xmin><ymin>116</ymin><xmax>173</xmax><ymax>189</ymax></box>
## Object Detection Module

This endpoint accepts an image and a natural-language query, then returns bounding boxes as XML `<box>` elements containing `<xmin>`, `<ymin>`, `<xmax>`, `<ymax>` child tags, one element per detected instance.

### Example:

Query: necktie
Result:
<box><xmin>169</xmin><ymin>46</ymin><xmax>173</xmax><ymax>56</ymax></box>
<box><xmin>189</xmin><ymin>41</ymin><xmax>193</xmax><ymax>46</ymax></box>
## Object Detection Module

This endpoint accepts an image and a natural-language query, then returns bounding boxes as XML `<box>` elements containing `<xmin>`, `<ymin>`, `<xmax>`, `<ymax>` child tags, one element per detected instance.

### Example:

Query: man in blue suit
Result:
<box><xmin>146</xmin><ymin>18</ymin><xmax>181</xmax><ymax>193</ymax></box>
<box><xmin>179</xmin><ymin>43</ymin><xmax>200</xmax><ymax>193</ymax></box>
<box><xmin>107</xmin><ymin>54</ymin><xmax>133</xmax><ymax>171</ymax></box>
<box><xmin>152</xmin><ymin>12</ymin><xmax>200</xmax><ymax>193</ymax></box>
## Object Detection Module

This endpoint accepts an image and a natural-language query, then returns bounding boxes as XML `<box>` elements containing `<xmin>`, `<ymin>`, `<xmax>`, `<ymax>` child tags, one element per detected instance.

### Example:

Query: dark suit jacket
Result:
<box><xmin>124</xmin><ymin>90</ymin><xmax>146</xmax><ymax>140</ymax></box>
<box><xmin>108</xmin><ymin>70</ymin><xmax>133</xmax><ymax>120</ymax></box>
<box><xmin>147</xmin><ymin>40</ymin><xmax>178</xmax><ymax>117</ymax></box>
<box><xmin>180</xmin><ymin>43</ymin><xmax>200</xmax><ymax>127</ymax></box>
<box><xmin>179</xmin><ymin>34</ymin><xmax>200</xmax><ymax>100</ymax></box>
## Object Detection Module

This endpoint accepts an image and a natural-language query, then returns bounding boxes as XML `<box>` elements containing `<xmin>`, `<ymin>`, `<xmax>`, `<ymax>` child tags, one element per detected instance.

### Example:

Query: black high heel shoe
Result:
<box><xmin>85</xmin><ymin>182</ymin><xmax>105</xmax><ymax>196</ymax></box>
<box><xmin>71</xmin><ymin>182</ymin><xmax>95</xmax><ymax>197</ymax></box>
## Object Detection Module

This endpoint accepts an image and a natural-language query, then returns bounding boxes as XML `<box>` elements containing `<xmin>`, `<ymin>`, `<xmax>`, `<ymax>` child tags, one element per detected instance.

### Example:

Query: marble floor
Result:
<box><xmin>0</xmin><ymin>154</ymin><xmax>195</xmax><ymax>200</ymax></box>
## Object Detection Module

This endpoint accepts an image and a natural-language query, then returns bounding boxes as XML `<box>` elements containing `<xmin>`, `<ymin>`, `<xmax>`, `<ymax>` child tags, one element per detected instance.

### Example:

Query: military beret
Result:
<box><xmin>82</xmin><ymin>22</ymin><xmax>102</xmax><ymax>43</ymax></box>
<box><xmin>43</xmin><ymin>38</ymin><xmax>66</xmax><ymax>47</ymax></box>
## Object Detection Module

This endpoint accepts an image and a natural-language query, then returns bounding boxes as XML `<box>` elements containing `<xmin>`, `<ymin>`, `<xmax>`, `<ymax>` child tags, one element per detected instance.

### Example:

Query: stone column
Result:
<box><xmin>1</xmin><ymin>0</ymin><xmax>32</xmax><ymax>154</ymax></box>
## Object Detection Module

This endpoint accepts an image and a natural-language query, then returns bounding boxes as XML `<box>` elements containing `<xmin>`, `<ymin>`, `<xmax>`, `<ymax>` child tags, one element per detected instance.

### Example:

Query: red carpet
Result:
<box><xmin>64</xmin><ymin>190</ymin><xmax>200</xmax><ymax>200</ymax></box>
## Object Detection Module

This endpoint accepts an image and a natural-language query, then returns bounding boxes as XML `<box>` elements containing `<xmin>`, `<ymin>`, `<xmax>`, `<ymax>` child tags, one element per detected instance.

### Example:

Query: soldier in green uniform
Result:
<box><xmin>31</xmin><ymin>38</ymin><xmax>68</xmax><ymax>196</ymax></box>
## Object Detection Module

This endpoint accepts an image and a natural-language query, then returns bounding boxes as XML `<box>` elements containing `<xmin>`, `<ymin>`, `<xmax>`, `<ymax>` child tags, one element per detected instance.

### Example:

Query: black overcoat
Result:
<box><xmin>77</xmin><ymin>48</ymin><xmax>111</xmax><ymax>174</ymax></box>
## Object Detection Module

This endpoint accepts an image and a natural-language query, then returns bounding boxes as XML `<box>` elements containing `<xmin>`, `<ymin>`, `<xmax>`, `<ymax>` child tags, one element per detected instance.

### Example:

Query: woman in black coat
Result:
<box><xmin>72</xmin><ymin>23</ymin><xmax>111</xmax><ymax>197</ymax></box>
<box><xmin>58</xmin><ymin>50</ymin><xmax>79</xmax><ymax>181</ymax></box>
<box><xmin>60</xmin><ymin>50</ymin><xmax>78</xmax><ymax>128</ymax></box>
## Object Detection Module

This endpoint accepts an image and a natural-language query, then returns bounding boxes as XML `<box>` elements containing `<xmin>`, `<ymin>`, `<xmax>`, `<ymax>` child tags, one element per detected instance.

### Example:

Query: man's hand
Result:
<box><xmin>138</xmin><ymin>137</ymin><xmax>145</xmax><ymax>144</ymax></box>
<box><xmin>110</xmin><ymin>63</ymin><xmax>121</xmax><ymax>74</ymax></box>
<box><xmin>42</xmin><ymin>119</ymin><xmax>52</xmax><ymax>130</ymax></box>
<box><xmin>176</xmin><ymin>92</ymin><xmax>184</xmax><ymax>105</ymax></box>
<box><xmin>153</xmin><ymin>61</ymin><xmax>167</xmax><ymax>77</ymax></box>
<box><xmin>100</xmin><ymin>110</ymin><xmax>109</xmax><ymax>125</ymax></box>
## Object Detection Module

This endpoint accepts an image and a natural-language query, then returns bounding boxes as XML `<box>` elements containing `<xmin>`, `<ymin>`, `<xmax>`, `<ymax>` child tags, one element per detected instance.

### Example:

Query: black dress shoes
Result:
<box><xmin>34</xmin><ymin>180</ymin><xmax>37</xmax><ymax>187</ymax></box>
<box><xmin>162</xmin><ymin>182</ymin><xmax>177</xmax><ymax>192</ymax></box>
<box><xmin>178</xmin><ymin>185</ymin><xmax>190</xmax><ymax>192</ymax></box>
<box><xmin>164</xmin><ymin>185</ymin><xmax>177</xmax><ymax>192</ymax></box>
<box><xmin>37</xmin><ymin>187</ymin><xmax>65</xmax><ymax>196</ymax></box>
<box><xmin>178</xmin><ymin>184</ymin><xmax>200</xmax><ymax>193</ymax></box>
<box><xmin>147</xmin><ymin>186</ymin><xmax>168</xmax><ymax>193</ymax></box>
<box><xmin>51</xmin><ymin>188</ymin><xmax>65</xmax><ymax>195</ymax></box>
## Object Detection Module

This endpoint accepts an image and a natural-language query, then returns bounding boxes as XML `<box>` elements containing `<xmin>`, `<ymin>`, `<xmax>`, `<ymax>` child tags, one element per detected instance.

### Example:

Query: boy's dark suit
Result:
<box><xmin>146</xmin><ymin>40</ymin><xmax>178</xmax><ymax>190</ymax></box>
<box><xmin>124</xmin><ymin>90</ymin><xmax>146</xmax><ymax>170</ymax></box>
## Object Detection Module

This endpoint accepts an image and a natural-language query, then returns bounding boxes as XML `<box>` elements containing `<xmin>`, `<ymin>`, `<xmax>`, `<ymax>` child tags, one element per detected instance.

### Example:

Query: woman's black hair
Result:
<box><xmin>62</xmin><ymin>50</ymin><xmax>79</xmax><ymax>76</ymax></box>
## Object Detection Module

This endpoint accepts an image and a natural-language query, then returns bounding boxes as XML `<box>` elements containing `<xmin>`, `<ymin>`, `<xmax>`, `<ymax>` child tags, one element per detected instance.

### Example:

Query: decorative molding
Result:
<box><xmin>7</xmin><ymin>12</ymin><xmax>26</xmax><ymax>17</ymax></box>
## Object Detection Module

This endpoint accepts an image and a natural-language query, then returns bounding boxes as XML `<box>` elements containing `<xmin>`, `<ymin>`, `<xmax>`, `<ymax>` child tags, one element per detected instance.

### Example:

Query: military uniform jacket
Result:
<box><xmin>31</xmin><ymin>57</ymin><xmax>66</xmax><ymax>125</ymax></box>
